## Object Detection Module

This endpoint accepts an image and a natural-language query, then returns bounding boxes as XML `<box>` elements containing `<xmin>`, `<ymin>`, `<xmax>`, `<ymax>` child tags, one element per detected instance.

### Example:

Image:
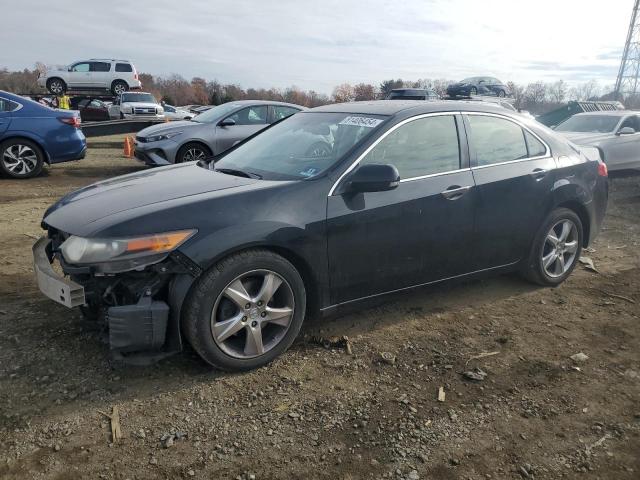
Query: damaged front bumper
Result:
<box><xmin>32</xmin><ymin>235</ymin><xmax>199</xmax><ymax>364</ymax></box>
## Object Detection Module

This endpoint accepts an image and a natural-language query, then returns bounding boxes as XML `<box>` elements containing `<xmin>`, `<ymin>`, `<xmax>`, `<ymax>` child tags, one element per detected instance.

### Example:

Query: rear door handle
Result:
<box><xmin>531</xmin><ymin>168</ymin><xmax>548</xmax><ymax>180</ymax></box>
<box><xmin>441</xmin><ymin>185</ymin><xmax>472</xmax><ymax>200</ymax></box>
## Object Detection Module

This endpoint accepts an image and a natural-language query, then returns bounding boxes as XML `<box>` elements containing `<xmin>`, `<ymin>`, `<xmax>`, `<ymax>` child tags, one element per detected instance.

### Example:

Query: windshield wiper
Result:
<box><xmin>215</xmin><ymin>167</ymin><xmax>262</xmax><ymax>179</ymax></box>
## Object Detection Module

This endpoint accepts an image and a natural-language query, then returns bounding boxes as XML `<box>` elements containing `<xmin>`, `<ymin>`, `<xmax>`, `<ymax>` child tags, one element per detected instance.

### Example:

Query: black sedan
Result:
<box><xmin>447</xmin><ymin>76</ymin><xmax>509</xmax><ymax>97</ymax></box>
<box><xmin>33</xmin><ymin>101</ymin><xmax>608</xmax><ymax>371</ymax></box>
<box><xmin>69</xmin><ymin>97</ymin><xmax>111</xmax><ymax>122</ymax></box>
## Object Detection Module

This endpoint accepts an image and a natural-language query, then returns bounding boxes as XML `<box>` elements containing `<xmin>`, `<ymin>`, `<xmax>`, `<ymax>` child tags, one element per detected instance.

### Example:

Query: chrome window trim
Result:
<box><xmin>0</xmin><ymin>96</ymin><xmax>23</xmax><ymax>113</ymax></box>
<box><xmin>328</xmin><ymin>112</ymin><xmax>459</xmax><ymax>196</ymax></box>
<box><xmin>399</xmin><ymin>167</ymin><xmax>471</xmax><ymax>183</ymax></box>
<box><xmin>462</xmin><ymin>111</ymin><xmax>552</xmax><ymax>166</ymax></box>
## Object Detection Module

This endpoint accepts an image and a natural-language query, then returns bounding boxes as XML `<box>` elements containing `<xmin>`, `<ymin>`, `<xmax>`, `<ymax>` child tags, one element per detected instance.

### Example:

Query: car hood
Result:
<box><xmin>138</xmin><ymin>120</ymin><xmax>196</xmax><ymax>137</ymax></box>
<box><xmin>556</xmin><ymin>131</ymin><xmax>613</xmax><ymax>145</ymax></box>
<box><xmin>43</xmin><ymin>163</ymin><xmax>257</xmax><ymax>236</ymax></box>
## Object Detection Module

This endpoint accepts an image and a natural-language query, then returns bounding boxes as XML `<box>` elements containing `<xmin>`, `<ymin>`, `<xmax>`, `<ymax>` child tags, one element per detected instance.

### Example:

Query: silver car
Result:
<box><xmin>134</xmin><ymin>100</ymin><xmax>304</xmax><ymax>165</ymax></box>
<box><xmin>554</xmin><ymin>111</ymin><xmax>640</xmax><ymax>171</ymax></box>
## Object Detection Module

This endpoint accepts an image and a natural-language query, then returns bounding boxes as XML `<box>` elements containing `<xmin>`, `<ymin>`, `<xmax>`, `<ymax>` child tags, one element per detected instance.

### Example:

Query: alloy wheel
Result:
<box><xmin>183</xmin><ymin>148</ymin><xmax>207</xmax><ymax>162</ymax></box>
<box><xmin>113</xmin><ymin>83</ymin><xmax>127</xmax><ymax>95</ymax></box>
<box><xmin>541</xmin><ymin>219</ymin><xmax>579</xmax><ymax>278</ymax></box>
<box><xmin>211</xmin><ymin>270</ymin><xmax>295</xmax><ymax>359</ymax></box>
<box><xmin>49</xmin><ymin>81</ymin><xmax>63</xmax><ymax>94</ymax></box>
<box><xmin>2</xmin><ymin>144</ymin><xmax>38</xmax><ymax>176</ymax></box>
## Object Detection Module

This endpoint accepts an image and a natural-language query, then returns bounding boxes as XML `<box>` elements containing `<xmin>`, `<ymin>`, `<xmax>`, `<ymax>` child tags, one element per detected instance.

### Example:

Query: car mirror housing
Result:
<box><xmin>219</xmin><ymin>118</ymin><xmax>236</xmax><ymax>127</ymax></box>
<box><xmin>346</xmin><ymin>164</ymin><xmax>400</xmax><ymax>193</ymax></box>
<box><xmin>617</xmin><ymin>126</ymin><xmax>636</xmax><ymax>135</ymax></box>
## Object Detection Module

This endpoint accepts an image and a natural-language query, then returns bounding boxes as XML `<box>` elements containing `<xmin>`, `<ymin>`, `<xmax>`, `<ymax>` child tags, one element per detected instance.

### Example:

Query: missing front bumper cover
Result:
<box><xmin>33</xmin><ymin>237</ymin><xmax>85</xmax><ymax>308</ymax></box>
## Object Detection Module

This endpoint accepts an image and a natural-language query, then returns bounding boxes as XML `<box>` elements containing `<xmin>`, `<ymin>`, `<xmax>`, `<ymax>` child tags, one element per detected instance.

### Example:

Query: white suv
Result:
<box><xmin>37</xmin><ymin>59</ymin><xmax>142</xmax><ymax>96</ymax></box>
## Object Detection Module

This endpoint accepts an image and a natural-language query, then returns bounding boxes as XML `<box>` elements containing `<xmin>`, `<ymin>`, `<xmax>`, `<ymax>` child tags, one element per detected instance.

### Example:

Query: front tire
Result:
<box><xmin>0</xmin><ymin>139</ymin><xmax>44</xmax><ymax>179</ymax></box>
<box><xmin>497</xmin><ymin>89</ymin><xmax>506</xmax><ymax>97</ymax></box>
<box><xmin>183</xmin><ymin>250</ymin><xmax>306</xmax><ymax>371</ymax></box>
<box><xmin>46</xmin><ymin>78</ymin><xmax>66</xmax><ymax>95</ymax></box>
<box><xmin>176</xmin><ymin>142</ymin><xmax>210</xmax><ymax>163</ymax></box>
<box><xmin>522</xmin><ymin>208</ymin><xmax>583</xmax><ymax>286</ymax></box>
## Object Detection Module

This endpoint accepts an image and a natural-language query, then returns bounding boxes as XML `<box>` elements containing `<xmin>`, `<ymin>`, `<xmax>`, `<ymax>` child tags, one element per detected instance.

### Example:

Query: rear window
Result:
<box><xmin>115</xmin><ymin>63</ymin><xmax>133</xmax><ymax>72</ymax></box>
<box><xmin>91</xmin><ymin>62</ymin><xmax>111</xmax><ymax>72</ymax></box>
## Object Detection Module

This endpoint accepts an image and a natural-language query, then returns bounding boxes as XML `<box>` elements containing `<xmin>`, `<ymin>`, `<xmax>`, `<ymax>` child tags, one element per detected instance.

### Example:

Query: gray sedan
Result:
<box><xmin>134</xmin><ymin>100</ymin><xmax>305</xmax><ymax>165</ymax></box>
<box><xmin>554</xmin><ymin>111</ymin><xmax>640</xmax><ymax>171</ymax></box>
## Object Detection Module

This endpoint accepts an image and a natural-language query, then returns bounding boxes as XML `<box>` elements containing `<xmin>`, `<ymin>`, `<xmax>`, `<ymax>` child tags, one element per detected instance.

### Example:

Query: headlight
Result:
<box><xmin>145</xmin><ymin>131</ymin><xmax>183</xmax><ymax>142</ymax></box>
<box><xmin>60</xmin><ymin>230</ymin><xmax>196</xmax><ymax>266</ymax></box>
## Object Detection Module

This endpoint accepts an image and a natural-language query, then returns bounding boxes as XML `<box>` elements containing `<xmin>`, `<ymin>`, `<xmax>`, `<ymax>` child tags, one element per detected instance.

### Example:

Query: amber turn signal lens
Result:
<box><xmin>125</xmin><ymin>230</ymin><xmax>196</xmax><ymax>254</ymax></box>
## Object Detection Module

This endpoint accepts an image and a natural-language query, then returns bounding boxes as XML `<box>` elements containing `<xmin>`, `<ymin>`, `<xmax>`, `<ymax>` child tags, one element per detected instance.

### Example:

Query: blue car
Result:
<box><xmin>0</xmin><ymin>91</ymin><xmax>86</xmax><ymax>179</ymax></box>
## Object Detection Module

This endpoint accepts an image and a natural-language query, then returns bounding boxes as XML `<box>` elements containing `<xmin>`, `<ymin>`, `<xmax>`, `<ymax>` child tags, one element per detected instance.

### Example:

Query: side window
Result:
<box><xmin>524</xmin><ymin>130</ymin><xmax>547</xmax><ymax>157</ymax></box>
<box><xmin>620</xmin><ymin>115</ymin><xmax>640</xmax><ymax>132</ymax></box>
<box><xmin>272</xmin><ymin>106</ymin><xmax>300</xmax><ymax>122</ymax></box>
<box><xmin>360</xmin><ymin>115</ymin><xmax>460</xmax><ymax>179</ymax></box>
<box><xmin>467</xmin><ymin>115</ymin><xmax>528</xmax><ymax>166</ymax></box>
<box><xmin>71</xmin><ymin>63</ymin><xmax>90</xmax><ymax>72</ymax></box>
<box><xmin>165</xmin><ymin>106</ymin><xmax>175</xmax><ymax>112</ymax></box>
<box><xmin>115</xmin><ymin>63</ymin><xmax>133</xmax><ymax>72</ymax></box>
<box><xmin>91</xmin><ymin>62</ymin><xmax>111</xmax><ymax>72</ymax></box>
<box><xmin>0</xmin><ymin>98</ymin><xmax>20</xmax><ymax>112</ymax></box>
<box><xmin>226</xmin><ymin>106</ymin><xmax>268</xmax><ymax>126</ymax></box>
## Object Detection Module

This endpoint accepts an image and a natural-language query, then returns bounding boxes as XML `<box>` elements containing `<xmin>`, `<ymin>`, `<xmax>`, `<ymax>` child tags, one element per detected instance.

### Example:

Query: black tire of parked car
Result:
<box><xmin>176</xmin><ymin>142</ymin><xmax>212</xmax><ymax>163</ymax></box>
<box><xmin>497</xmin><ymin>90</ymin><xmax>506</xmax><ymax>97</ymax></box>
<box><xmin>111</xmin><ymin>80</ymin><xmax>129</xmax><ymax>96</ymax></box>
<box><xmin>120</xmin><ymin>112</ymin><xmax>125</xmax><ymax>120</ymax></box>
<box><xmin>46</xmin><ymin>78</ymin><xmax>67</xmax><ymax>95</ymax></box>
<box><xmin>183</xmin><ymin>249</ymin><xmax>307</xmax><ymax>371</ymax></box>
<box><xmin>0</xmin><ymin>138</ymin><xmax>45</xmax><ymax>179</ymax></box>
<box><xmin>522</xmin><ymin>207</ymin><xmax>583</xmax><ymax>286</ymax></box>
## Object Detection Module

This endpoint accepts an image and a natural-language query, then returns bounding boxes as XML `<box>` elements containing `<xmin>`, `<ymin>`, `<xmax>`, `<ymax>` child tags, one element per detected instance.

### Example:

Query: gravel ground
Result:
<box><xmin>0</xmin><ymin>149</ymin><xmax>639</xmax><ymax>479</ymax></box>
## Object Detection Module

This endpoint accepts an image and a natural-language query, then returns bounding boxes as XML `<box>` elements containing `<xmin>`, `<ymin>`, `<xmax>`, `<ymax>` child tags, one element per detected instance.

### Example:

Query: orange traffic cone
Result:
<box><xmin>123</xmin><ymin>137</ymin><xmax>133</xmax><ymax>158</ymax></box>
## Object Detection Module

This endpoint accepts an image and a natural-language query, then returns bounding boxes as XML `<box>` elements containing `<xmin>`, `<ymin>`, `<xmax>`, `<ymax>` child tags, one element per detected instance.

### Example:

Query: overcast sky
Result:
<box><xmin>2</xmin><ymin>0</ymin><xmax>630</xmax><ymax>93</ymax></box>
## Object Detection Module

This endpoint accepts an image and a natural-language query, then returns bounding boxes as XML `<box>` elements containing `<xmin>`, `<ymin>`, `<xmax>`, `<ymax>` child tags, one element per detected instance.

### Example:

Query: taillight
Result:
<box><xmin>597</xmin><ymin>161</ymin><xmax>608</xmax><ymax>177</ymax></box>
<box><xmin>58</xmin><ymin>116</ymin><xmax>81</xmax><ymax>128</ymax></box>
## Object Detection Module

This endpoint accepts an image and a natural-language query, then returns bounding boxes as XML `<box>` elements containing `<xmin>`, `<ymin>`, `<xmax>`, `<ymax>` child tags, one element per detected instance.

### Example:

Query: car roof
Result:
<box><xmin>310</xmin><ymin>100</ymin><xmax>507</xmax><ymax>116</ymax></box>
<box><xmin>223</xmin><ymin>100</ymin><xmax>306</xmax><ymax>109</ymax></box>
<box><xmin>86</xmin><ymin>59</ymin><xmax>132</xmax><ymax>62</ymax></box>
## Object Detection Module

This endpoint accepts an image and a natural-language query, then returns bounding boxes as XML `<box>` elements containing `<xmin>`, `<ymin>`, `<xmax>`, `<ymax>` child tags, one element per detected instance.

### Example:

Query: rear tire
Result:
<box><xmin>46</xmin><ymin>78</ymin><xmax>66</xmax><ymax>95</ymax></box>
<box><xmin>497</xmin><ymin>89</ymin><xmax>506</xmax><ymax>97</ymax></box>
<box><xmin>111</xmin><ymin>80</ymin><xmax>128</xmax><ymax>96</ymax></box>
<box><xmin>183</xmin><ymin>249</ymin><xmax>306</xmax><ymax>371</ymax></box>
<box><xmin>0</xmin><ymin>138</ymin><xmax>45</xmax><ymax>179</ymax></box>
<box><xmin>522</xmin><ymin>208</ymin><xmax>583</xmax><ymax>286</ymax></box>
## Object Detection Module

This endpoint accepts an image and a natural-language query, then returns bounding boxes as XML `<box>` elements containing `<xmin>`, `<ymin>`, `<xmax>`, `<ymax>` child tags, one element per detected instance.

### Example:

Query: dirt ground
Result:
<box><xmin>0</xmin><ymin>144</ymin><xmax>639</xmax><ymax>480</ymax></box>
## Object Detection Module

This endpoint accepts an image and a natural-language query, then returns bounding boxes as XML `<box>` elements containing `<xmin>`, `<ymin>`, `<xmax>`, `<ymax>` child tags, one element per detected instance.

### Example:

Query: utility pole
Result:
<box><xmin>615</xmin><ymin>0</ymin><xmax>640</xmax><ymax>98</ymax></box>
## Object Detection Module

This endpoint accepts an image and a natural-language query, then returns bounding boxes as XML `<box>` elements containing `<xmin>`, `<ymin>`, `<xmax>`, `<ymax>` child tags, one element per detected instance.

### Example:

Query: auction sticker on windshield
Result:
<box><xmin>339</xmin><ymin>116</ymin><xmax>384</xmax><ymax>128</ymax></box>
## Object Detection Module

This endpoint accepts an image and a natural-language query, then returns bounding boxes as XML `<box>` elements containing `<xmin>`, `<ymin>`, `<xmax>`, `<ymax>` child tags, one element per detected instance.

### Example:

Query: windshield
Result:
<box><xmin>555</xmin><ymin>115</ymin><xmax>620</xmax><ymax>133</ymax></box>
<box><xmin>192</xmin><ymin>103</ymin><xmax>240</xmax><ymax>123</ymax></box>
<box><xmin>121</xmin><ymin>93</ymin><xmax>156</xmax><ymax>103</ymax></box>
<box><xmin>212</xmin><ymin>112</ymin><xmax>388</xmax><ymax>180</ymax></box>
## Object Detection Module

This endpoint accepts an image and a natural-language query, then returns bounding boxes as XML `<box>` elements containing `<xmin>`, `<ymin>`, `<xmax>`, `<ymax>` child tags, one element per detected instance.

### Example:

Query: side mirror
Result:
<box><xmin>219</xmin><ymin>118</ymin><xmax>236</xmax><ymax>127</ymax></box>
<box><xmin>346</xmin><ymin>164</ymin><xmax>400</xmax><ymax>193</ymax></box>
<box><xmin>617</xmin><ymin>126</ymin><xmax>635</xmax><ymax>135</ymax></box>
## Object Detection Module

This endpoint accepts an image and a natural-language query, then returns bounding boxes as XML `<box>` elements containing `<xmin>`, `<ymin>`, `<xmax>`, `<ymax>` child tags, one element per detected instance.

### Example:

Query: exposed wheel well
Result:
<box><xmin>557</xmin><ymin>200</ymin><xmax>591</xmax><ymax>247</ymax></box>
<box><xmin>0</xmin><ymin>136</ymin><xmax>49</xmax><ymax>163</ymax></box>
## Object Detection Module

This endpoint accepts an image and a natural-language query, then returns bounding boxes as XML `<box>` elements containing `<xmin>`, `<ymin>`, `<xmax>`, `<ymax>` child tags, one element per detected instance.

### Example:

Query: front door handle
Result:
<box><xmin>441</xmin><ymin>185</ymin><xmax>472</xmax><ymax>200</ymax></box>
<box><xmin>531</xmin><ymin>168</ymin><xmax>548</xmax><ymax>181</ymax></box>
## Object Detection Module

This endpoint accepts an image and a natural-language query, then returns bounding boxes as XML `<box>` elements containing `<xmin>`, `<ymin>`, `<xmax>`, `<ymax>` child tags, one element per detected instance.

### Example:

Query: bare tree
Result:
<box><xmin>353</xmin><ymin>83</ymin><xmax>377</xmax><ymax>101</ymax></box>
<box><xmin>332</xmin><ymin>83</ymin><xmax>355</xmax><ymax>103</ymax></box>
<box><xmin>547</xmin><ymin>80</ymin><xmax>567</xmax><ymax>104</ymax></box>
